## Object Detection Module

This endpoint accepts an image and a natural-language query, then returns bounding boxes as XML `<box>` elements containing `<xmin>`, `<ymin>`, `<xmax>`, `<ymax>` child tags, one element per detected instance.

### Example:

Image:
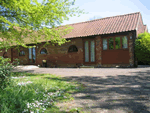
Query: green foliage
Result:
<box><xmin>0</xmin><ymin>0</ymin><xmax>84</xmax><ymax>49</ymax></box>
<box><xmin>135</xmin><ymin>32</ymin><xmax>150</xmax><ymax>64</ymax></box>
<box><xmin>0</xmin><ymin>57</ymin><xmax>19</xmax><ymax>89</ymax></box>
<box><xmin>0</xmin><ymin>72</ymin><xmax>83</xmax><ymax>113</ymax></box>
<box><xmin>0</xmin><ymin>57</ymin><xmax>13</xmax><ymax>89</ymax></box>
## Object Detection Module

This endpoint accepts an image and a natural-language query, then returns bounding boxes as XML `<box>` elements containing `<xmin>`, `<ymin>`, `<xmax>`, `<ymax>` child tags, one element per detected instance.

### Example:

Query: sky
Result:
<box><xmin>38</xmin><ymin>0</ymin><xmax>150</xmax><ymax>32</ymax></box>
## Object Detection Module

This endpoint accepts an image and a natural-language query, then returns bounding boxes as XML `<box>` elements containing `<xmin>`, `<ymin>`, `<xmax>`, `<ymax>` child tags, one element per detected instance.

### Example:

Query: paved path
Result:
<box><xmin>14</xmin><ymin>66</ymin><xmax>150</xmax><ymax>113</ymax></box>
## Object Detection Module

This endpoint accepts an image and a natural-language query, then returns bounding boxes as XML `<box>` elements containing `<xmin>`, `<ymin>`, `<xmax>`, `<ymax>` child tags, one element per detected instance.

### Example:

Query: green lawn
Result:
<box><xmin>0</xmin><ymin>72</ymin><xmax>83</xmax><ymax>113</ymax></box>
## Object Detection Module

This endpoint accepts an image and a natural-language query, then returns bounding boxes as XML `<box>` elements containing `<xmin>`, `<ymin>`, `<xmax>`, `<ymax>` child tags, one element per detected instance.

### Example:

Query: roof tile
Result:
<box><xmin>63</xmin><ymin>12</ymin><xmax>140</xmax><ymax>38</ymax></box>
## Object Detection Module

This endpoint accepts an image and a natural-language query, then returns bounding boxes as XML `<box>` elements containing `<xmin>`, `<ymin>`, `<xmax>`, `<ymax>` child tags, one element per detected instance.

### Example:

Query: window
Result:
<box><xmin>115</xmin><ymin>37</ymin><xmax>121</xmax><ymax>49</ymax></box>
<box><xmin>3</xmin><ymin>52</ymin><xmax>8</xmax><ymax>58</ymax></box>
<box><xmin>122</xmin><ymin>36</ymin><xmax>128</xmax><ymax>48</ymax></box>
<box><xmin>90</xmin><ymin>40</ymin><xmax>95</xmax><ymax>62</ymax></box>
<box><xmin>84</xmin><ymin>41</ymin><xmax>89</xmax><ymax>62</ymax></box>
<box><xmin>68</xmin><ymin>45</ymin><xmax>78</xmax><ymax>52</ymax></box>
<box><xmin>40</xmin><ymin>48</ymin><xmax>47</xmax><ymax>54</ymax></box>
<box><xmin>19</xmin><ymin>51</ymin><xmax>25</xmax><ymax>56</ymax></box>
<box><xmin>103</xmin><ymin>39</ymin><xmax>107</xmax><ymax>50</ymax></box>
<box><xmin>109</xmin><ymin>38</ymin><xmax>114</xmax><ymax>49</ymax></box>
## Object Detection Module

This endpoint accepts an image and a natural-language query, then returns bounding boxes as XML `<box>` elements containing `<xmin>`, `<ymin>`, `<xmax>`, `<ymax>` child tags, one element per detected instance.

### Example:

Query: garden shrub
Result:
<box><xmin>135</xmin><ymin>32</ymin><xmax>150</xmax><ymax>65</ymax></box>
<box><xmin>0</xmin><ymin>57</ymin><xmax>19</xmax><ymax>89</ymax></box>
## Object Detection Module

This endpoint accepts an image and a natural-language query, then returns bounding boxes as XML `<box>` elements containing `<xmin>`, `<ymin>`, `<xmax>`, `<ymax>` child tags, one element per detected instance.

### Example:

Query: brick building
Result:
<box><xmin>0</xmin><ymin>12</ymin><xmax>148</xmax><ymax>68</ymax></box>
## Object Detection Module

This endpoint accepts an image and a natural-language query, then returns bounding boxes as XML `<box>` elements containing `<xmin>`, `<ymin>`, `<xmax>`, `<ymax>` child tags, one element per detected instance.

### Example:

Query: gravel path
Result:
<box><xmin>14</xmin><ymin>66</ymin><xmax>150</xmax><ymax>113</ymax></box>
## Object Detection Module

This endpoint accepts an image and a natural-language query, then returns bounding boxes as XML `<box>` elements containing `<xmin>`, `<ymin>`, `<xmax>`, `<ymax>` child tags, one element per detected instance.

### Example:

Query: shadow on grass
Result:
<box><xmin>52</xmin><ymin>70</ymin><xmax>150</xmax><ymax>112</ymax></box>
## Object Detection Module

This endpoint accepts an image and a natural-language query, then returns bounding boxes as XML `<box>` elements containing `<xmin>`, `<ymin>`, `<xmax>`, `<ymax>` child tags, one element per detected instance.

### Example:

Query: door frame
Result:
<box><xmin>83</xmin><ymin>38</ymin><xmax>96</xmax><ymax>65</ymax></box>
<box><xmin>28</xmin><ymin>47</ymin><xmax>36</xmax><ymax>64</ymax></box>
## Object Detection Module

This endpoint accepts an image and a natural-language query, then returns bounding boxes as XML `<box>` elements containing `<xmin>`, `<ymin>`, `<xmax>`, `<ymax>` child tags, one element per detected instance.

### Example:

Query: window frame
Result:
<box><xmin>19</xmin><ymin>50</ymin><xmax>25</xmax><ymax>56</ymax></box>
<box><xmin>102</xmin><ymin>35</ymin><xmax>129</xmax><ymax>51</ymax></box>
<box><xmin>40</xmin><ymin>48</ymin><xmax>48</xmax><ymax>54</ymax></box>
<box><xmin>3</xmin><ymin>52</ymin><xmax>8</xmax><ymax>58</ymax></box>
<box><xmin>122</xmin><ymin>36</ymin><xmax>128</xmax><ymax>49</ymax></box>
<box><xmin>115</xmin><ymin>37</ymin><xmax>121</xmax><ymax>49</ymax></box>
<box><xmin>109</xmin><ymin>37</ymin><xmax>114</xmax><ymax>50</ymax></box>
<box><xmin>68</xmin><ymin>45</ymin><xmax>78</xmax><ymax>53</ymax></box>
<box><xmin>102</xmin><ymin>38</ymin><xmax>108</xmax><ymax>50</ymax></box>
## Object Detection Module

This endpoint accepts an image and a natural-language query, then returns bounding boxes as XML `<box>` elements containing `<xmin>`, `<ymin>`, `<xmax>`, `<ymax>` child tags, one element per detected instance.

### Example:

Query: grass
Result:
<box><xmin>0</xmin><ymin>72</ymin><xmax>84</xmax><ymax>113</ymax></box>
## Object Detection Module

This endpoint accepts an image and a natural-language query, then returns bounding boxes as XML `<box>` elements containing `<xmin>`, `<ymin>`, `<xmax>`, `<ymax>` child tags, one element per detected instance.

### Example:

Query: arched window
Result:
<box><xmin>3</xmin><ymin>52</ymin><xmax>8</xmax><ymax>58</ymax></box>
<box><xmin>40</xmin><ymin>48</ymin><xmax>47</xmax><ymax>54</ymax></box>
<box><xmin>19</xmin><ymin>51</ymin><xmax>25</xmax><ymax>56</ymax></box>
<box><xmin>68</xmin><ymin>45</ymin><xmax>78</xmax><ymax>53</ymax></box>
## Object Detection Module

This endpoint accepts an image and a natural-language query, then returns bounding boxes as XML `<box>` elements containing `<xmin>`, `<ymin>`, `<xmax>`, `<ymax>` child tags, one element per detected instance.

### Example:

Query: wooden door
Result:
<box><xmin>102</xmin><ymin>36</ymin><xmax>130</xmax><ymax>64</ymax></box>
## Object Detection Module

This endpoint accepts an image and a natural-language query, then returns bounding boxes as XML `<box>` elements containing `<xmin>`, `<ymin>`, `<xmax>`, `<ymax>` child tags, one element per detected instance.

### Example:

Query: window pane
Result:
<box><xmin>29</xmin><ymin>48</ymin><xmax>32</xmax><ymax>63</ymax></box>
<box><xmin>103</xmin><ymin>39</ymin><xmax>107</xmax><ymax>50</ymax></box>
<box><xmin>41</xmin><ymin>48</ymin><xmax>47</xmax><ymax>54</ymax></box>
<box><xmin>19</xmin><ymin>51</ymin><xmax>25</xmax><ymax>56</ymax></box>
<box><xmin>109</xmin><ymin>38</ymin><xmax>114</xmax><ymax>49</ymax></box>
<box><xmin>90</xmin><ymin>40</ymin><xmax>95</xmax><ymax>62</ymax></box>
<box><xmin>85</xmin><ymin>41</ymin><xmax>89</xmax><ymax>62</ymax></box>
<box><xmin>32</xmin><ymin>47</ymin><xmax>36</xmax><ymax>63</ymax></box>
<box><xmin>115</xmin><ymin>37</ymin><xmax>121</xmax><ymax>49</ymax></box>
<box><xmin>68</xmin><ymin>45</ymin><xmax>78</xmax><ymax>52</ymax></box>
<box><xmin>3</xmin><ymin>52</ymin><xmax>8</xmax><ymax>58</ymax></box>
<box><xmin>122</xmin><ymin>36</ymin><xmax>128</xmax><ymax>48</ymax></box>
<box><xmin>29</xmin><ymin>48</ymin><xmax>32</xmax><ymax>59</ymax></box>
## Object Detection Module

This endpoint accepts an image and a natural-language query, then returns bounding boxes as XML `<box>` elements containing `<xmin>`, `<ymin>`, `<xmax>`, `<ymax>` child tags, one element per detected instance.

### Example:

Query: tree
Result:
<box><xmin>0</xmin><ymin>0</ymin><xmax>84</xmax><ymax>49</ymax></box>
<box><xmin>135</xmin><ymin>32</ymin><xmax>150</xmax><ymax>65</ymax></box>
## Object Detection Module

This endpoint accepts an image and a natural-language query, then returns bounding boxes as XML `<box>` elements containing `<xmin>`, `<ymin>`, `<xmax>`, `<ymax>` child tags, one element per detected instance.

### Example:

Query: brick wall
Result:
<box><xmin>128</xmin><ymin>33</ymin><xmax>134</xmax><ymax>67</ymax></box>
<box><xmin>95</xmin><ymin>36</ymin><xmax>102</xmax><ymax>67</ymax></box>
<box><xmin>36</xmin><ymin>38</ymin><xmax>83</xmax><ymax>67</ymax></box>
<box><xmin>0</xmin><ymin>48</ymin><xmax>11</xmax><ymax>59</ymax></box>
<box><xmin>0</xmin><ymin>32</ymin><xmax>136</xmax><ymax>68</ymax></box>
<box><xmin>18</xmin><ymin>47</ymin><xmax>28</xmax><ymax>64</ymax></box>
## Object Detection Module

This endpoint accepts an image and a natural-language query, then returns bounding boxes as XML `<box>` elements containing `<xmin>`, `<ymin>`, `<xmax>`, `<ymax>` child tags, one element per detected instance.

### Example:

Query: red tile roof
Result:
<box><xmin>63</xmin><ymin>12</ymin><xmax>141</xmax><ymax>38</ymax></box>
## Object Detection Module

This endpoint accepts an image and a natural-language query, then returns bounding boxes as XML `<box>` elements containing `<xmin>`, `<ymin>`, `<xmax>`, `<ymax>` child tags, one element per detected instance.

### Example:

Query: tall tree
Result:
<box><xmin>0</xmin><ymin>0</ymin><xmax>84</xmax><ymax>48</ymax></box>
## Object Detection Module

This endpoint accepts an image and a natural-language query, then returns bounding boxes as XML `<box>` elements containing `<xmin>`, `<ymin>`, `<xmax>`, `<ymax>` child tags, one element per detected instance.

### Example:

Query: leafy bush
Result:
<box><xmin>135</xmin><ymin>32</ymin><xmax>150</xmax><ymax>64</ymax></box>
<box><xmin>0</xmin><ymin>57</ymin><xmax>19</xmax><ymax>89</ymax></box>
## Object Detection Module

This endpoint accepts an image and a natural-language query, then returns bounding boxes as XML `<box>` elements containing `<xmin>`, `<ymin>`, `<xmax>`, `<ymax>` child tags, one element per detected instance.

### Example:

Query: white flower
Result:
<box><xmin>36</xmin><ymin>109</ymin><xmax>39</xmax><ymax>113</ymax></box>
<box><xmin>43</xmin><ymin>108</ymin><xmax>46</xmax><ymax>111</ymax></box>
<box><xmin>17</xmin><ymin>81</ymin><xmax>32</xmax><ymax>86</ymax></box>
<box><xmin>63</xmin><ymin>96</ymin><xmax>67</xmax><ymax>99</ymax></box>
<box><xmin>27</xmin><ymin>103</ymin><xmax>30</xmax><ymax>108</ymax></box>
<box><xmin>22</xmin><ymin>109</ymin><xmax>28</xmax><ymax>113</ymax></box>
<box><xmin>11</xmin><ymin>77</ymin><xmax>19</xmax><ymax>79</ymax></box>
